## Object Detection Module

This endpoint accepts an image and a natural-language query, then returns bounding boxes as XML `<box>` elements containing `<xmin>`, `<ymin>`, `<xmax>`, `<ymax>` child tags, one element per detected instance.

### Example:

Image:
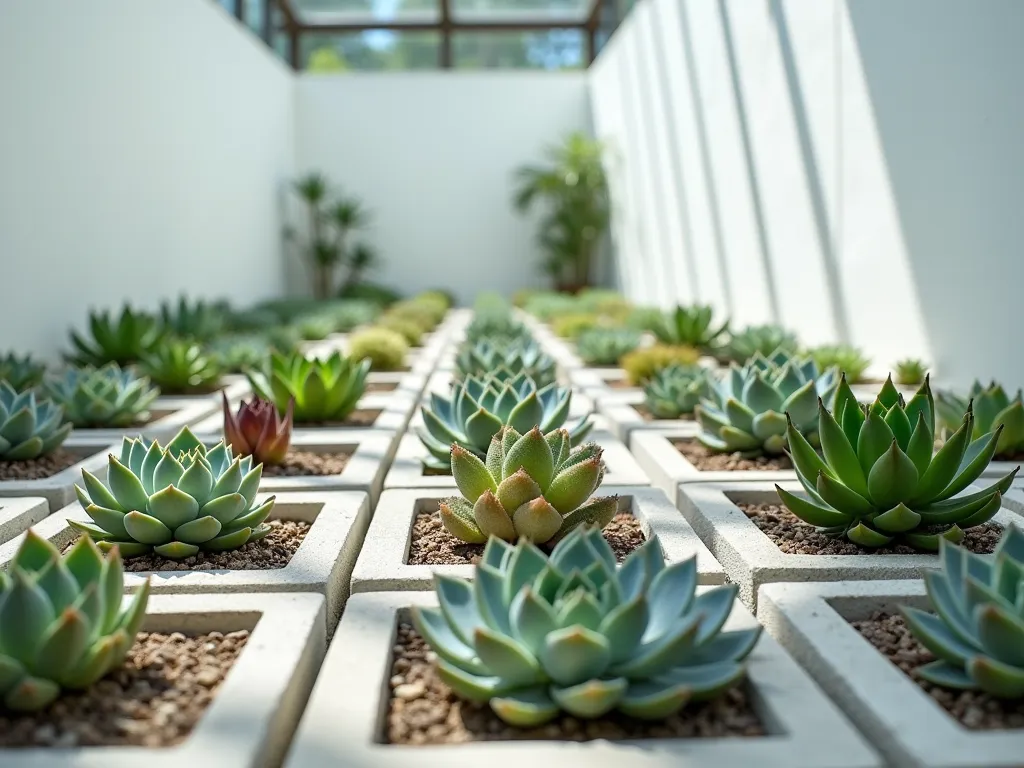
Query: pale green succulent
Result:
<box><xmin>440</xmin><ymin>426</ymin><xmax>616</xmax><ymax>545</ymax></box>
<box><xmin>45</xmin><ymin>364</ymin><xmax>159</xmax><ymax>428</ymax></box>
<box><xmin>464</xmin><ymin>312</ymin><xmax>533</xmax><ymax>345</ymax></box>
<box><xmin>719</xmin><ymin>324</ymin><xmax>798</xmax><ymax>364</ymax></box>
<box><xmin>642</xmin><ymin>365</ymin><xmax>714</xmax><ymax>419</ymax></box>
<box><xmin>902</xmin><ymin>527</ymin><xmax>1024</xmax><ymax>697</ymax></box>
<box><xmin>808</xmin><ymin>344</ymin><xmax>871</xmax><ymax>384</ymax></box>
<box><xmin>412</xmin><ymin>527</ymin><xmax>758</xmax><ymax>726</ymax></box>
<box><xmin>138</xmin><ymin>340</ymin><xmax>223</xmax><ymax>394</ymax></box>
<box><xmin>0</xmin><ymin>382</ymin><xmax>72</xmax><ymax>460</ymax></box>
<box><xmin>247</xmin><ymin>350</ymin><xmax>369</xmax><ymax>423</ymax></box>
<box><xmin>778</xmin><ymin>376</ymin><xmax>1018</xmax><ymax>550</ymax></box>
<box><xmin>650</xmin><ymin>305</ymin><xmax>729</xmax><ymax>352</ymax></box>
<box><xmin>455</xmin><ymin>340</ymin><xmax>556</xmax><ymax>388</ymax></box>
<box><xmin>0</xmin><ymin>352</ymin><xmax>46</xmax><ymax>393</ymax></box>
<box><xmin>159</xmin><ymin>296</ymin><xmax>228</xmax><ymax>342</ymax></box>
<box><xmin>72</xmin><ymin>426</ymin><xmax>275</xmax><ymax>558</ymax></box>
<box><xmin>66</xmin><ymin>305</ymin><xmax>165</xmax><ymax>367</ymax></box>
<box><xmin>936</xmin><ymin>381</ymin><xmax>1024</xmax><ymax>459</ymax></box>
<box><xmin>419</xmin><ymin>373</ymin><xmax>592</xmax><ymax>470</ymax></box>
<box><xmin>0</xmin><ymin>531</ymin><xmax>150</xmax><ymax>712</ymax></box>
<box><xmin>575</xmin><ymin>328</ymin><xmax>641</xmax><ymax>366</ymax></box>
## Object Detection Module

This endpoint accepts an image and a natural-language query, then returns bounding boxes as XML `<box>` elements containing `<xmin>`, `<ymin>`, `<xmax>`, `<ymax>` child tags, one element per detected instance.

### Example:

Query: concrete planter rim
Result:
<box><xmin>597</xmin><ymin>390</ymin><xmax>701</xmax><ymax>442</ymax></box>
<box><xmin>65</xmin><ymin>399</ymin><xmax>219</xmax><ymax>446</ymax></box>
<box><xmin>0</xmin><ymin>496</ymin><xmax>50</xmax><ymax>547</ymax></box>
<box><xmin>0</xmin><ymin>443</ymin><xmax>115</xmax><ymax>511</ymax></box>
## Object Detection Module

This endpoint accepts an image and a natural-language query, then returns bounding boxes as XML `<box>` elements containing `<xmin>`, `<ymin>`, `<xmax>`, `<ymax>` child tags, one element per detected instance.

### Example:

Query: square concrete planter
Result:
<box><xmin>351</xmin><ymin>486</ymin><xmax>725</xmax><ymax>594</ymax></box>
<box><xmin>1002</xmin><ymin>477</ymin><xmax>1024</xmax><ymax>516</ymax></box>
<box><xmin>65</xmin><ymin>398</ymin><xmax>219</xmax><ymax>445</ymax></box>
<box><xmin>0</xmin><ymin>491</ymin><xmax>370</xmax><ymax>634</ymax></box>
<box><xmin>0</xmin><ymin>443</ymin><xmax>112</xmax><ymax>511</ymax></box>
<box><xmin>631</xmin><ymin>428</ymin><xmax>795</xmax><ymax>503</ymax></box>
<box><xmin>567</xmin><ymin>366</ymin><xmax>639</xmax><ymax>403</ymax></box>
<box><xmin>153</xmin><ymin>375</ymin><xmax>251</xmax><ymax>410</ymax></box>
<box><xmin>0</xmin><ymin>592</ymin><xmax>326</xmax><ymax>768</ymax></box>
<box><xmin>597</xmin><ymin>389</ymin><xmax>701</xmax><ymax>442</ymax></box>
<box><xmin>284</xmin><ymin>590</ymin><xmax>879</xmax><ymax>768</ymax></box>
<box><xmin>677</xmin><ymin>481</ymin><xmax>1022</xmax><ymax>608</ymax></box>
<box><xmin>0</xmin><ymin>496</ymin><xmax>49</xmax><ymax>545</ymax></box>
<box><xmin>758</xmin><ymin>580</ymin><xmax>1024</xmax><ymax>768</ymax></box>
<box><xmin>367</xmin><ymin>370</ymin><xmax>428</xmax><ymax>397</ymax></box>
<box><xmin>979</xmin><ymin>458</ymin><xmax>1021</xmax><ymax>479</ymax></box>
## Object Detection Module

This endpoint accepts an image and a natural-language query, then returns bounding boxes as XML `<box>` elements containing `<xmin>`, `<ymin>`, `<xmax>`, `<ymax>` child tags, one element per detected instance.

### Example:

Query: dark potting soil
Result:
<box><xmin>0</xmin><ymin>449</ymin><xmax>81</xmax><ymax>481</ymax></box>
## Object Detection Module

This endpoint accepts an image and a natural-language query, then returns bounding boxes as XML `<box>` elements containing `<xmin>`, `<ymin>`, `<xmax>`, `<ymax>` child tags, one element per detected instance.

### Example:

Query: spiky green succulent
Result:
<box><xmin>0</xmin><ymin>531</ymin><xmax>150</xmax><ymax>712</ymax></box>
<box><xmin>651</xmin><ymin>305</ymin><xmax>729</xmax><ymax>352</ymax></box>
<box><xmin>45</xmin><ymin>364</ymin><xmax>159</xmax><ymax>429</ymax></box>
<box><xmin>0</xmin><ymin>352</ymin><xmax>46</xmax><ymax>393</ymax></box>
<box><xmin>808</xmin><ymin>344</ymin><xmax>871</xmax><ymax>384</ymax></box>
<box><xmin>902</xmin><ymin>527</ymin><xmax>1024</xmax><ymax>697</ymax></box>
<box><xmin>412</xmin><ymin>527</ymin><xmax>758</xmax><ymax>726</ymax></box>
<box><xmin>159</xmin><ymin>296</ymin><xmax>228</xmax><ymax>342</ymax></box>
<box><xmin>440</xmin><ymin>426</ymin><xmax>616</xmax><ymax>545</ymax></box>
<box><xmin>464</xmin><ymin>313</ymin><xmax>533</xmax><ymax>345</ymax></box>
<box><xmin>696</xmin><ymin>355</ymin><xmax>838</xmax><ymax>455</ymax></box>
<box><xmin>72</xmin><ymin>427</ymin><xmax>275</xmax><ymax>558</ymax></box>
<box><xmin>575</xmin><ymin>328</ymin><xmax>641</xmax><ymax>366</ymax></box>
<box><xmin>66</xmin><ymin>306</ymin><xmax>165</xmax><ymax>367</ymax></box>
<box><xmin>643</xmin><ymin>365</ymin><xmax>715</xmax><ymax>419</ymax></box>
<box><xmin>207</xmin><ymin>333</ymin><xmax>276</xmax><ymax>373</ymax></box>
<box><xmin>0</xmin><ymin>382</ymin><xmax>72</xmax><ymax>460</ymax></box>
<box><xmin>246</xmin><ymin>350</ymin><xmax>369</xmax><ymax>423</ymax></box>
<box><xmin>718</xmin><ymin>324</ymin><xmax>798</xmax><ymax>364</ymax></box>
<box><xmin>936</xmin><ymin>381</ymin><xmax>1024</xmax><ymax>458</ymax></box>
<box><xmin>419</xmin><ymin>373</ymin><xmax>592</xmax><ymax>470</ymax></box>
<box><xmin>894</xmin><ymin>358</ymin><xmax>927</xmax><ymax>386</ymax></box>
<box><xmin>138</xmin><ymin>340</ymin><xmax>223</xmax><ymax>394</ymax></box>
<box><xmin>778</xmin><ymin>376</ymin><xmax>1019</xmax><ymax>550</ymax></box>
<box><xmin>455</xmin><ymin>340</ymin><xmax>557</xmax><ymax>388</ymax></box>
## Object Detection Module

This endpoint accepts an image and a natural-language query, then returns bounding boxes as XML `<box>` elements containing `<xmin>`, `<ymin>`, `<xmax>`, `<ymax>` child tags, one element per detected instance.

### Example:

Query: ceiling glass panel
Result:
<box><xmin>452</xmin><ymin>30</ymin><xmax>583</xmax><ymax>69</ymax></box>
<box><xmin>293</xmin><ymin>0</ymin><xmax>439</xmax><ymax>24</ymax></box>
<box><xmin>450</xmin><ymin>0</ymin><xmax>589</xmax><ymax>23</ymax></box>
<box><xmin>302</xmin><ymin>31</ymin><xmax>441</xmax><ymax>70</ymax></box>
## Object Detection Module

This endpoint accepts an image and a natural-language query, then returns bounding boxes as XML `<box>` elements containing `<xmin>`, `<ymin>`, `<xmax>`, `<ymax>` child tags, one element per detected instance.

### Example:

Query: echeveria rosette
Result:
<box><xmin>65</xmin><ymin>305</ymin><xmax>165</xmax><ymax>367</ymax></box>
<box><xmin>778</xmin><ymin>375</ymin><xmax>1019</xmax><ymax>550</ymax></box>
<box><xmin>440</xmin><ymin>426</ymin><xmax>617</xmax><ymax>545</ymax></box>
<box><xmin>44</xmin><ymin>363</ymin><xmax>159</xmax><ymax>429</ymax></box>
<box><xmin>72</xmin><ymin>426</ymin><xmax>275</xmax><ymax>559</ymax></box>
<box><xmin>412</xmin><ymin>527</ymin><xmax>759</xmax><ymax>726</ymax></box>
<box><xmin>574</xmin><ymin>327</ymin><xmax>641</xmax><ymax>366</ymax></box>
<box><xmin>246</xmin><ymin>350</ymin><xmax>369</xmax><ymax>424</ymax></box>
<box><xmin>642</xmin><ymin>364</ymin><xmax>714</xmax><ymax>420</ymax></box>
<box><xmin>936</xmin><ymin>381</ymin><xmax>1024</xmax><ymax>459</ymax></box>
<box><xmin>902</xmin><ymin>527</ymin><xmax>1024</xmax><ymax>697</ymax></box>
<box><xmin>418</xmin><ymin>372</ymin><xmax>592</xmax><ymax>470</ymax></box>
<box><xmin>0</xmin><ymin>352</ymin><xmax>46</xmax><ymax>393</ymax></box>
<box><xmin>650</xmin><ymin>304</ymin><xmax>729</xmax><ymax>352</ymax></box>
<box><xmin>0</xmin><ymin>382</ymin><xmax>72</xmax><ymax>460</ymax></box>
<box><xmin>455</xmin><ymin>340</ymin><xmax>557</xmax><ymax>388</ymax></box>
<box><xmin>0</xmin><ymin>531</ymin><xmax>150</xmax><ymax>712</ymax></box>
<box><xmin>718</xmin><ymin>325</ymin><xmax>798</xmax><ymax>364</ymax></box>
<box><xmin>222</xmin><ymin>393</ymin><xmax>293</xmax><ymax>466</ymax></box>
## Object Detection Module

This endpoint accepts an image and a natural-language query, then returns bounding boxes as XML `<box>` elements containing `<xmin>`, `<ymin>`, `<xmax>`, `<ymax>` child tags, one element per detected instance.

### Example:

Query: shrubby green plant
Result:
<box><xmin>247</xmin><ymin>350</ymin><xmax>369</xmax><ymax>423</ymax></box>
<box><xmin>550</xmin><ymin>313</ymin><xmax>602</xmax><ymax>340</ymax></box>
<box><xmin>808</xmin><ymin>344</ymin><xmax>871</xmax><ymax>384</ymax></box>
<box><xmin>651</xmin><ymin>305</ymin><xmax>729</xmax><ymax>352</ymax></box>
<box><xmin>643</xmin><ymin>365</ymin><xmax>714</xmax><ymax>419</ymax></box>
<box><xmin>936</xmin><ymin>381</ymin><xmax>1024</xmax><ymax>458</ymax></box>
<box><xmin>894</xmin><ymin>358</ymin><xmax>927</xmax><ymax>386</ymax></box>
<box><xmin>159</xmin><ymin>296</ymin><xmax>228</xmax><ymax>342</ymax></box>
<box><xmin>620</xmin><ymin>345</ymin><xmax>700</xmax><ymax>386</ymax></box>
<box><xmin>139</xmin><ymin>340</ymin><xmax>222</xmax><ymax>394</ymax></box>
<box><xmin>45</xmin><ymin>364</ymin><xmax>159</xmax><ymax>428</ymax></box>
<box><xmin>575</xmin><ymin>328</ymin><xmax>641</xmax><ymax>366</ymax></box>
<box><xmin>0</xmin><ymin>382</ymin><xmax>72</xmax><ymax>460</ymax></box>
<box><xmin>66</xmin><ymin>306</ymin><xmax>164</xmax><ymax>367</ymax></box>
<box><xmin>375</xmin><ymin>314</ymin><xmax>424</xmax><ymax>346</ymax></box>
<box><xmin>0</xmin><ymin>352</ymin><xmax>46</xmax><ymax>393</ymax></box>
<box><xmin>347</xmin><ymin>327</ymin><xmax>408</xmax><ymax>371</ymax></box>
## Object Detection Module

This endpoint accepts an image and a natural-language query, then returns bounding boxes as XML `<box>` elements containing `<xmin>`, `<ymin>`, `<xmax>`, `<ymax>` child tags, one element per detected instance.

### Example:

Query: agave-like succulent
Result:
<box><xmin>66</xmin><ymin>306</ymin><xmax>165</xmax><ymax>367</ymax></box>
<box><xmin>575</xmin><ymin>328</ymin><xmax>641</xmax><ymax>366</ymax></box>
<box><xmin>643</xmin><ymin>364</ymin><xmax>715</xmax><ymax>419</ymax></box>
<box><xmin>902</xmin><ymin>527</ymin><xmax>1024</xmax><ymax>697</ymax></box>
<box><xmin>936</xmin><ymin>381</ymin><xmax>1024</xmax><ymax>458</ymax></box>
<box><xmin>808</xmin><ymin>344</ymin><xmax>871</xmax><ymax>384</ymax></box>
<box><xmin>222</xmin><ymin>393</ymin><xmax>293</xmax><ymax>466</ymax></box>
<box><xmin>651</xmin><ymin>305</ymin><xmax>729</xmax><ymax>351</ymax></box>
<box><xmin>419</xmin><ymin>373</ymin><xmax>592</xmax><ymax>470</ymax></box>
<box><xmin>138</xmin><ymin>340</ymin><xmax>222</xmax><ymax>394</ymax></box>
<box><xmin>246</xmin><ymin>350</ymin><xmax>369</xmax><ymax>423</ymax></box>
<box><xmin>73</xmin><ymin>427</ymin><xmax>275</xmax><ymax>558</ymax></box>
<box><xmin>718</xmin><ymin>324</ymin><xmax>798</xmax><ymax>364</ymax></box>
<box><xmin>455</xmin><ymin>340</ymin><xmax>557</xmax><ymax>388</ymax></box>
<box><xmin>45</xmin><ymin>364</ymin><xmax>159</xmax><ymax>429</ymax></box>
<box><xmin>696</xmin><ymin>355</ymin><xmax>838</xmax><ymax>455</ymax></box>
<box><xmin>777</xmin><ymin>376</ymin><xmax>1019</xmax><ymax>549</ymax></box>
<box><xmin>440</xmin><ymin>426</ymin><xmax>616</xmax><ymax>545</ymax></box>
<box><xmin>412</xmin><ymin>527</ymin><xmax>758</xmax><ymax>726</ymax></box>
<box><xmin>0</xmin><ymin>382</ymin><xmax>72</xmax><ymax>460</ymax></box>
<box><xmin>0</xmin><ymin>352</ymin><xmax>46</xmax><ymax>393</ymax></box>
<box><xmin>894</xmin><ymin>358</ymin><xmax>927</xmax><ymax>387</ymax></box>
<box><xmin>159</xmin><ymin>296</ymin><xmax>227</xmax><ymax>342</ymax></box>
<box><xmin>0</xmin><ymin>531</ymin><xmax>150</xmax><ymax>712</ymax></box>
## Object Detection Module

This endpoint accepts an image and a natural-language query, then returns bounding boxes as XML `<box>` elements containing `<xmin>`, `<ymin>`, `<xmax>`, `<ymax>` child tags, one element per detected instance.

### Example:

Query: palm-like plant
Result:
<box><xmin>513</xmin><ymin>133</ymin><xmax>610</xmax><ymax>291</ymax></box>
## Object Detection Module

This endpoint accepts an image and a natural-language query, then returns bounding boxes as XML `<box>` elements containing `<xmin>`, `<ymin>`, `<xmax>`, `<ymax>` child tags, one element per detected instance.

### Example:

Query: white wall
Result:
<box><xmin>0</xmin><ymin>0</ymin><xmax>294</xmax><ymax>361</ymax></box>
<box><xmin>591</xmin><ymin>0</ymin><xmax>1024</xmax><ymax>388</ymax></box>
<box><xmin>293</xmin><ymin>73</ymin><xmax>591</xmax><ymax>303</ymax></box>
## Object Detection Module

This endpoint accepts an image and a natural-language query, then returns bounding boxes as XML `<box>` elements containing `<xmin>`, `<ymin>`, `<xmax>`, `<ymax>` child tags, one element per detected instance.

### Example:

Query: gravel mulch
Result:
<box><xmin>672</xmin><ymin>439</ymin><xmax>793</xmax><ymax>472</ymax></box>
<box><xmin>299</xmin><ymin>409</ymin><xmax>382</xmax><ymax>428</ymax></box>
<box><xmin>0</xmin><ymin>449</ymin><xmax>82</xmax><ymax>481</ymax></box>
<box><xmin>261</xmin><ymin>450</ymin><xmax>352</xmax><ymax>477</ymax></box>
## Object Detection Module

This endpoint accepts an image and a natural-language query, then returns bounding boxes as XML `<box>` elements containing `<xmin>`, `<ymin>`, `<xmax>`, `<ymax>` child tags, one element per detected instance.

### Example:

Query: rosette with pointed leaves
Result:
<box><xmin>45</xmin><ymin>364</ymin><xmax>159</xmax><ymax>429</ymax></box>
<box><xmin>66</xmin><ymin>306</ymin><xmax>165</xmax><ymax>367</ymax></box>
<box><xmin>778</xmin><ymin>376</ymin><xmax>1019</xmax><ymax>550</ymax></box>
<box><xmin>696</xmin><ymin>355</ymin><xmax>838</xmax><ymax>456</ymax></box>
<box><xmin>575</xmin><ymin>328</ymin><xmax>641</xmax><ymax>366</ymax></box>
<box><xmin>440</xmin><ymin>426</ymin><xmax>616</xmax><ymax>545</ymax></box>
<box><xmin>902</xmin><ymin>527</ymin><xmax>1024</xmax><ymax>697</ymax></box>
<box><xmin>246</xmin><ymin>350</ymin><xmax>369</xmax><ymax>423</ymax></box>
<box><xmin>895</xmin><ymin>358</ymin><xmax>927</xmax><ymax>387</ymax></box>
<box><xmin>808</xmin><ymin>344</ymin><xmax>871</xmax><ymax>384</ymax></box>
<box><xmin>643</xmin><ymin>365</ymin><xmax>714</xmax><ymax>420</ymax></box>
<box><xmin>718</xmin><ymin>324</ymin><xmax>798</xmax><ymax>364</ymax></box>
<box><xmin>0</xmin><ymin>352</ymin><xmax>46</xmax><ymax>393</ymax></box>
<box><xmin>936</xmin><ymin>381</ymin><xmax>1024</xmax><ymax>458</ymax></box>
<box><xmin>72</xmin><ymin>427</ymin><xmax>274</xmax><ymax>558</ymax></box>
<box><xmin>222</xmin><ymin>393</ymin><xmax>292</xmax><ymax>466</ymax></box>
<box><xmin>419</xmin><ymin>373</ymin><xmax>592</xmax><ymax>470</ymax></box>
<box><xmin>0</xmin><ymin>531</ymin><xmax>150</xmax><ymax>712</ymax></box>
<box><xmin>650</xmin><ymin>305</ymin><xmax>729</xmax><ymax>352</ymax></box>
<box><xmin>159</xmin><ymin>296</ymin><xmax>227</xmax><ymax>342</ymax></box>
<box><xmin>138</xmin><ymin>340</ymin><xmax>223</xmax><ymax>394</ymax></box>
<box><xmin>464</xmin><ymin>313</ymin><xmax>533</xmax><ymax>345</ymax></box>
<box><xmin>0</xmin><ymin>382</ymin><xmax>72</xmax><ymax>460</ymax></box>
<box><xmin>412</xmin><ymin>527</ymin><xmax>758</xmax><ymax>726</ymax></box>
<box><xmin>455</xmin><ymin>340</ymin><xmax>557</xmax><ymax>388</ymax></box>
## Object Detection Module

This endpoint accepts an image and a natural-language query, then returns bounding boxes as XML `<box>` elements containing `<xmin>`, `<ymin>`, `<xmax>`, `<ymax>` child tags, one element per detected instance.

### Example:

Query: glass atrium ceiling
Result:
<box><xmin>289</xmin><ymin>0</ymin><xmax>595</xmax><ymax>26</ymax></box>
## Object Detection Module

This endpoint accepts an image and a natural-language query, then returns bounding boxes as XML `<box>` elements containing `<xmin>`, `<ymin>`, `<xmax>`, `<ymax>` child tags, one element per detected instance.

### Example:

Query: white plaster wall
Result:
<box><xmin>293</xmin><ymin>73</ymin><xmax>591</xmax><ymax>304</ymax></box>
<box><xmin>0</xmin><ymin>0</ymin><xmax>295</xmax><ymax>361</ymax></box>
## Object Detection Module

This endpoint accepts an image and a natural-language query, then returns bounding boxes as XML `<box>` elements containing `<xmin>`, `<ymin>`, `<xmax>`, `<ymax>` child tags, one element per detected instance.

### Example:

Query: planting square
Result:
<box><xmin>0</xmin><ymin>442</ymin><xmax>114</xmax><ymax>511</ymax></box>
<box><xmin>0</xmin><ymin>496</ymin><xmax>49</xmax><ymax>546</ymax></box>
<box><xmin>597</xmin><ymin>389</ymin><xmax>700</xmax><ymax>441</ymax></box>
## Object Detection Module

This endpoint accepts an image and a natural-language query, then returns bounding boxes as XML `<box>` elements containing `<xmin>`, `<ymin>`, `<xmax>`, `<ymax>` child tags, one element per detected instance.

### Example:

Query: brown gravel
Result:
<box><xmin>407</xmin><ymin>511</ymin><xmax>645</xmax><ymax>565</ymax></box>
<box><xmin>0</xmin><ymin>449</ymin><xmax>81</xmax><ymax>480</ymax></box>
<box><xmin>366</xmin><ymin>381</ymin><xmax>399</xmax><ymax>393</ymax></box>
<box><xmin>673</xmin><ymin>439</ymin><xmax>793</xmax><ymax>472</ymax></box>
<box><xmin>739</xmin><ymin>502</ymin><xmax>1001</xmax><ymax>555</ymax></box>
<box><xmin>0</xmin><ymin>629</ymin><xmax>248</xmax><ymax>748</ymax></box>
<box><xmin>261</xmin><ymin>449</ymin><xmax>352</xmax><ymax>477</ymax></box>
<box><xmin>386</xmin><ymin>623</ymin><xmax>764</xmax><ymax>744</ymax></box>
<box><xmin>854</xmin><ymin>612</ymin><xmax>1024</xmax><ymax>730</ymax></box>
<box><xmin>299</xmin><ymin>408</ymin><xmax>382</xmax><ymax>428</ymax></box>
<box><xmin>608</xmin><ymin>378</ymin><xmax>636</xmax><ymax>390</ymax></box>
<box><xmin>633</xmin><ymin>403</ymin><xmax>693</xmax><ymax>423</ymax></box>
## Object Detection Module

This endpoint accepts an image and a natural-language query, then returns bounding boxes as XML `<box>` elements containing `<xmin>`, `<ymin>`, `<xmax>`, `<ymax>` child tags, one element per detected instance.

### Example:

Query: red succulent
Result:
<box><xmin>222</xmin><ymin>392</ymin><xmax>293</xmax><ymax>466</ymax></box>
